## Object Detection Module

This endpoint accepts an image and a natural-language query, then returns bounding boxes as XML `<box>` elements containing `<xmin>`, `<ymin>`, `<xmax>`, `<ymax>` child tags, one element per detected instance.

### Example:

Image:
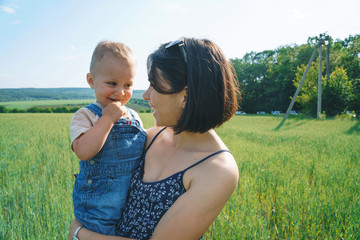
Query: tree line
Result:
<box><xmin>0</xmin><ymin>88</ymin><xmax>95</xmax><ymax>102</ymax></box>
<box><xmin>0</xmin><ymin>99</ymin><xmax>151</xmax><ymax>114</ymax></box>
<box><xmin>232</xmin><ymin>34</ymin><xmax>360</xmax><ymax>117</ymax></box>
<box><xmin>0</xmin><ymin>88</ymin><xmax>145</xmax><ymax>102</ymax></box>
<box><xmin>0</xmin><ymin>105</ymin><xmax>152</xmax><ymax>114</ymax></box>
<box><xmin>0</xmin><ymin>106</ymin><xmax>81</xmax><ymax>113</ymax></box>
<box><xmin>1</xmin><ymin>35</ymin><xmax>359</xmax><ymax>118</ymax></box>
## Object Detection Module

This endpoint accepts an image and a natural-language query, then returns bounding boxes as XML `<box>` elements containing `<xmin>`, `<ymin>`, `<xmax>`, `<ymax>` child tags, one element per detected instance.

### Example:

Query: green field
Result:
<box><xmin>0</xmin><ymin>98</ymin><xmax>150</xmax><ymax>113</ymax></box>
<box><xmin>1</xmin><ymin>114</ymin><xmax>359</xmax><ymax>239</ymax></box>
<box><xmin>0</xmin><ymin>99</ymin><xmax>96</xmax><ymax>110</ymax></box>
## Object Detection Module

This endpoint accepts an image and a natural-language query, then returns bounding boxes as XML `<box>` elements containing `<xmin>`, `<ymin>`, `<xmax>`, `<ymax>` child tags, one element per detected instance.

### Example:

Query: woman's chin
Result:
<box><xmin>152</xmin><ymin>112</ymin><xmax>162</xmax><ymax>126</ymax></box>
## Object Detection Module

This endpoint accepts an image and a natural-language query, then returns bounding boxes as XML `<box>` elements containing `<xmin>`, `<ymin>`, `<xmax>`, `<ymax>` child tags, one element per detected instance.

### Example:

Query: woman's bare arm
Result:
<box><xmin>150</xmin><ymin>153</ymin><xmax>239</xmax><ymax>240</ymax></box>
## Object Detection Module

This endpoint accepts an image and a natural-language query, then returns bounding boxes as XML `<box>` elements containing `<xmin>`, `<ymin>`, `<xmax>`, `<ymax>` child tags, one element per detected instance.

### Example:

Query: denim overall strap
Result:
<box><xmin>115</xmin><ymin>106</ymin><xmax>143</xmax><ymax>128</ymax></box>
<box><xmin>85</xmin><ymin>104</ymin><xmax>103</xmax><ymax>117</ymax></box>
<box><xmin>125</xmin><ymin>106</ymin><xmax>136</xmax><ymax>120</ymax></box>
<box><xmin>86</xmin><ymin>104</ymin><xmax>138</xmax><ymax>124</ymax></box>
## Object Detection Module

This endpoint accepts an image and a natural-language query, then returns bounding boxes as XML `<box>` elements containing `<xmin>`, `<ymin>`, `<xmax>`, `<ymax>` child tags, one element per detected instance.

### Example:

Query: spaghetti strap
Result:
<box><xmin>183</xmin><ymin>149</ymin><xmax>231</xmax><ymax>172</ymax></box>
<box><xmin>144</xmin><ymin>127</ymin><xmax>167</xmax><ymax>154</ymax></box>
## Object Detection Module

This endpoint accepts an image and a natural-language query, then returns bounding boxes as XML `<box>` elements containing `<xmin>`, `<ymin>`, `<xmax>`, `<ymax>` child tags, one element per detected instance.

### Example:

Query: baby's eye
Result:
<box><xmin>107</xmin><ymin>82</ymin><xmax>116</xmax><ymax>86</ymax></box>
<box><xmin>125</xmin><ymin>83</ymin><xmax>132</xmax><ymax>88</ymax></box>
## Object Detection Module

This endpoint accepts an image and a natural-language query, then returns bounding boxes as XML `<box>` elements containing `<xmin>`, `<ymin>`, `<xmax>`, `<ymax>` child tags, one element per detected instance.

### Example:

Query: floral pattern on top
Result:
<box><xmin>117</xmin><ymin>128</ymin><xmax>230</xmax><ymax>240</ymax></box>
<box><xmin>116</xmin><ymin>159</ymin><xmax>186</xmax><ymax>239</ymax></box>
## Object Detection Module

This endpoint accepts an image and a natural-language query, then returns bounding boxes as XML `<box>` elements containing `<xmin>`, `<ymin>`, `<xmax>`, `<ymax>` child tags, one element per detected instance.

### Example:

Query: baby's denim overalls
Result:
<box><xmin>73</xmin><ymin>103</ymin><xmax>146</xmax><ymax>235</ymax></box>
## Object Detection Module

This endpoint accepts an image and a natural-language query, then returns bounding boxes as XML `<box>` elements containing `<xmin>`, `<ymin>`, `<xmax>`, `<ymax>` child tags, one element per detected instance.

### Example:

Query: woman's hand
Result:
<box><xmin>68</xmin><ymin>218</ymin><xmax>83</xmax><ymax>240</ymax></box>
<box><xmin>67</xmin><ymin>219</ymin><xmax>133</xmax><ymax>240</ymax></box>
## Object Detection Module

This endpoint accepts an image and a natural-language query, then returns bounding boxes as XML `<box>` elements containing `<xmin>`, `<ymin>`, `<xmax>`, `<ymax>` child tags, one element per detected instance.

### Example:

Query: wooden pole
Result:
<box><xmin>282</xmin><ymin>45</ymin><xmax>319</xmax><ymax>122</ymax></box>
<box><xmin>317</xmin><ymin>44</ymin><xmax>322</xmax><ymax>119</ymax></box>
<box><xmin>326</xmin><ymin>41</ymin><xmax>330</xmax><ymax>81</ymax></box>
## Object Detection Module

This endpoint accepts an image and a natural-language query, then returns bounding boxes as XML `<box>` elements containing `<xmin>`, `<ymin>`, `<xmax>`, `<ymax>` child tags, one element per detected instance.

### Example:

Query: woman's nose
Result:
<box><xmin>143</xmin><ymin>87</ymin><xmax>150</xmax><ymax>100</ymax></box>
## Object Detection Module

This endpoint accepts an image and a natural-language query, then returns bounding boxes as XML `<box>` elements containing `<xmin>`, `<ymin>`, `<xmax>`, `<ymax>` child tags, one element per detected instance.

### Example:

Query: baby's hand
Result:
<box><xmin>102</xmin><ymin>102</ymin><xmax>128</xmax><ymax>123</ymax></box>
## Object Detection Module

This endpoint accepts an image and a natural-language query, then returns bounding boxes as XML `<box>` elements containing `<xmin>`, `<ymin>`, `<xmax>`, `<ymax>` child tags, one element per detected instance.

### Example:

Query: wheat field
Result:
<box><xmin>1</xmin><ymin>113</ymin><xmax>359</xmax><ymax>239</ymax></box>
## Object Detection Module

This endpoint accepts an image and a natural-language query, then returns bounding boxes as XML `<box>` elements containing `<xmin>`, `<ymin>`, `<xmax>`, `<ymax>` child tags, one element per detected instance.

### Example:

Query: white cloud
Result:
<box><xmin>0</xmin><ymin>6</ymin><xmax>15</xmax><ymax>14</ymax></box>
<box><xmin>288</xmin><ymin>10</ymin><xmax>305</xmax><ymax>20</ymax></box>
<box><xmin>163</xmin><ymin>4</ymin><xmax>188</xmax><ymax>13</ymax></box>
<box><xmin>10</xmin><ymin>20</ymin><xmax>21</xmax><ymax>24</ymax></box>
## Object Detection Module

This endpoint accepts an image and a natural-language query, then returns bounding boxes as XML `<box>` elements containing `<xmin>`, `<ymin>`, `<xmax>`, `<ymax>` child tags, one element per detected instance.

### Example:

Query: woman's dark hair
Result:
<box><xmin>147</xmin><ymin>37</ymin><xmax>240</xmax><ymax>134</ymax></box>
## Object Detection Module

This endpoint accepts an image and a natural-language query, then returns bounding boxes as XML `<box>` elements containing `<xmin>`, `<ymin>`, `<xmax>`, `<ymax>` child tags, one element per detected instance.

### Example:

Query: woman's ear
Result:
<box><xmin>87</xmin><ymin>73</ymin><xmax>95</xmax><ymax>89</ymax></box>
<box><xmin>182</xmin><ymin>86</ymin><xmax>188</xmax><ymax>108</ymax></box>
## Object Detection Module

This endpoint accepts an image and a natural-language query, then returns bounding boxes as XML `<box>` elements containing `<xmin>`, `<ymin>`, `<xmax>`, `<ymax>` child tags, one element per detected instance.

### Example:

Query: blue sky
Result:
<box><xmin>1</xmin><ymin>0</ymin><xmax>360</xmax><ymax>90</ymax></box>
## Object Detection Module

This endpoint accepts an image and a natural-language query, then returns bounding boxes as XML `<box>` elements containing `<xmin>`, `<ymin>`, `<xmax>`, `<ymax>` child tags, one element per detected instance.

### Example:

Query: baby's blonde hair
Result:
<box><xmin>90</xmin><ymin>41</ymin><xmax>136</xmax><ymax>73</ymax></box>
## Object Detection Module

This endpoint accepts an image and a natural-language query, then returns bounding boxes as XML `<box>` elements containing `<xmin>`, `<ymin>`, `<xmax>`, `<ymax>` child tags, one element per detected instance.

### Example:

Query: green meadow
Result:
<box><xmin>1</xmin><ymin>99</ymin><xmax>95</xmax><ymax>110</ymax></box>
<box><xmin>1</xmin><ymin>114</ymin><xmax>359</xmax><ymax>239</ymax></box>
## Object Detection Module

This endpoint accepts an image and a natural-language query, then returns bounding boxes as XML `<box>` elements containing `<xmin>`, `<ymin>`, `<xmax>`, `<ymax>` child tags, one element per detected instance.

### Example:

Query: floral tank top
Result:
<box><xmin>116</xmin><ymin>127</ymin><xmax>230</xmax><ymax>239</ymax></box>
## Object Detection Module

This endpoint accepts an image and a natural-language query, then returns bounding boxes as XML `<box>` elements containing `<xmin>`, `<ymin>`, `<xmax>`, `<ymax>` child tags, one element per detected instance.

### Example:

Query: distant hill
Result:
<box><xmin>0</xmin><ymin>88</ymin><xmax>145</xmax><ymax>102</ymax></box>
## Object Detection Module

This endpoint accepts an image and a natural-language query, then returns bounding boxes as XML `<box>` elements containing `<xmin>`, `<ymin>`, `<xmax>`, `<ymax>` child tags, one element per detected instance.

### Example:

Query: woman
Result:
<box><xmin>69</xmin><ymin>37</ymin><xmax>240</xmax><ymax>240</ymax></box>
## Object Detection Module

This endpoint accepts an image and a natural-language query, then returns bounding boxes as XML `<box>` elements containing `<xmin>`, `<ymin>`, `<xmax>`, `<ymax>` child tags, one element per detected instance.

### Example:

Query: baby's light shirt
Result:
<box><xmin>70</xmin><ymin>101</ymin><xmax>143</xmax><ymax>147</ymax></box>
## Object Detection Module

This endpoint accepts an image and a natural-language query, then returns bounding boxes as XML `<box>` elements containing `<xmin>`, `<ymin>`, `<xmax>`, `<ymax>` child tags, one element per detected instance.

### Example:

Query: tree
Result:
<box><xmin>231</xmin><ymin>50</ymin><xmax>275</xmax><ymax>113</ymax></box>
<box><xmin>10</xmin><ymin>108</ymin><xmax>20</xmax><ymax>113</ymax></box>
<box><xmin>267</xmin><ymin>45</ymin><xmax>300</xmax><ymax>111</ymax></box>
<box><xmin>0</xmin><ymin>106</ymin><xmax>7</xmax><ymax>113</ymax></box>
<box><xmin>339</xmin><ymin>35</ymin><xmax>360</xmax><ymax>112</ymax></box>
<box><xmin>294</xmin><ymin>61</ymin><xmax>353</xmax><ymax>117</ymax></box>
<box><xmin>70</xmin><ymin>107</ymin><xmax>81</xmax><ymax>113</ymax></box>
<box><xmin>27</xmin><ymin>107</ymin><xmax>40</xmax><ymax>113</ymax></box>
<box><xmin>293</xmin><ymin>60</ymin><xmax>322</xmax><ymax>116</ymax></box>
<box><xmin>323</xmin><ymin>67</ymin><xmax>353</xmax><ymax>116</ymax></box>
<box><xmin>231</xmin><ymin>34</ymin><xmax>359</xmax><ymax>116</ymax></box>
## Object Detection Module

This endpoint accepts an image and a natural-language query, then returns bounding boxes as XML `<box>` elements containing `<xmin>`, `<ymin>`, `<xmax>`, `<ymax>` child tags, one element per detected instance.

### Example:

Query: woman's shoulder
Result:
<box><xmin>184</xmin><ymin>148</ymin><xmax>238</xmax><ymax>193</ymax></box>
<box><xmin>146</xmin><ymin>126</ymin><xmax>166</xmax><ymax>137</ymax></box>
<box><xmin>201</xmin><ymin>132</ymin><xmax>238</xmax><ymax>180</ymax></box>
<box><xmin>215</xmin><ymin>151</ymin><xmax>239</xmax><ymax>183</ymax></box>
<box><xmin>204</xmin><ymin>150</ymin><xmax>238</xmax><ymax>183</ymax></box>
<box><xmin>182</xmin><ymin>149</ymin><xmax>238</xmax><ymax>218</ymax></box>
<box><xmin>145</xmin><ymin>126</ymin><xmax>167</xmax><ymax>147</ymax></box>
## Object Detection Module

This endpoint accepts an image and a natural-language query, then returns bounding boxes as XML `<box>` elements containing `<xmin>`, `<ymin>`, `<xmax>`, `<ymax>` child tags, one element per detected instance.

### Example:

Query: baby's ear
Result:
<box><xmin>87</xmin><ymin>73</ymin><xmax>95</xmax><ymax>89</ymax></box>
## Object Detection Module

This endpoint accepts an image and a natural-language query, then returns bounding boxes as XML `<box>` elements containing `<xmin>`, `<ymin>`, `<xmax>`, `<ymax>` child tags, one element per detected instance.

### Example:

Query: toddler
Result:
<box><xmin>70</xmin><ymin>41</ymin><xmax>146</xmax><ymax>235</ymax></box>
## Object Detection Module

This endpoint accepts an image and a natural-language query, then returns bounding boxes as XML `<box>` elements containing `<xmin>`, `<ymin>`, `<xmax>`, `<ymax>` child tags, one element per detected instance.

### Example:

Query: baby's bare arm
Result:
<box><xmin>72</xmin><ymin>114</ymin><xmax>114</xmax><ymax>161</ymax></box>
<box><xmin>72</xmin><ymin>102</ymin><xmax>127</xmax><ymax>161</ymax></box>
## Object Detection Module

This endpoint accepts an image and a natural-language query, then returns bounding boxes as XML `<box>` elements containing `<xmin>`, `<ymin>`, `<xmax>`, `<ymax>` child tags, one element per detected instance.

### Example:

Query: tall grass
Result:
<box><xmin>0</xmin><ymin>114</ymin><xmax>78</xmax><ymax>239</ymax></box>
<box><xmin>1</xmin><ymin>114</ymin><xmax>359</xmax><ymax>239</ymax></box>
<box><xmin>207</xmin><ymin>116</ymin><xmax>360</xmax><ymax>239</ymax></box>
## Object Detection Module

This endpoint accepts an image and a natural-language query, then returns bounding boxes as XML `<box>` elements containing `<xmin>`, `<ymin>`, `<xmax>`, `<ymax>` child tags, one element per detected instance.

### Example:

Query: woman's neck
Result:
<box><xmin>170</xmin><ymin>128</ymin><xmax>222</xmax><ymax>152</ymax></box>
